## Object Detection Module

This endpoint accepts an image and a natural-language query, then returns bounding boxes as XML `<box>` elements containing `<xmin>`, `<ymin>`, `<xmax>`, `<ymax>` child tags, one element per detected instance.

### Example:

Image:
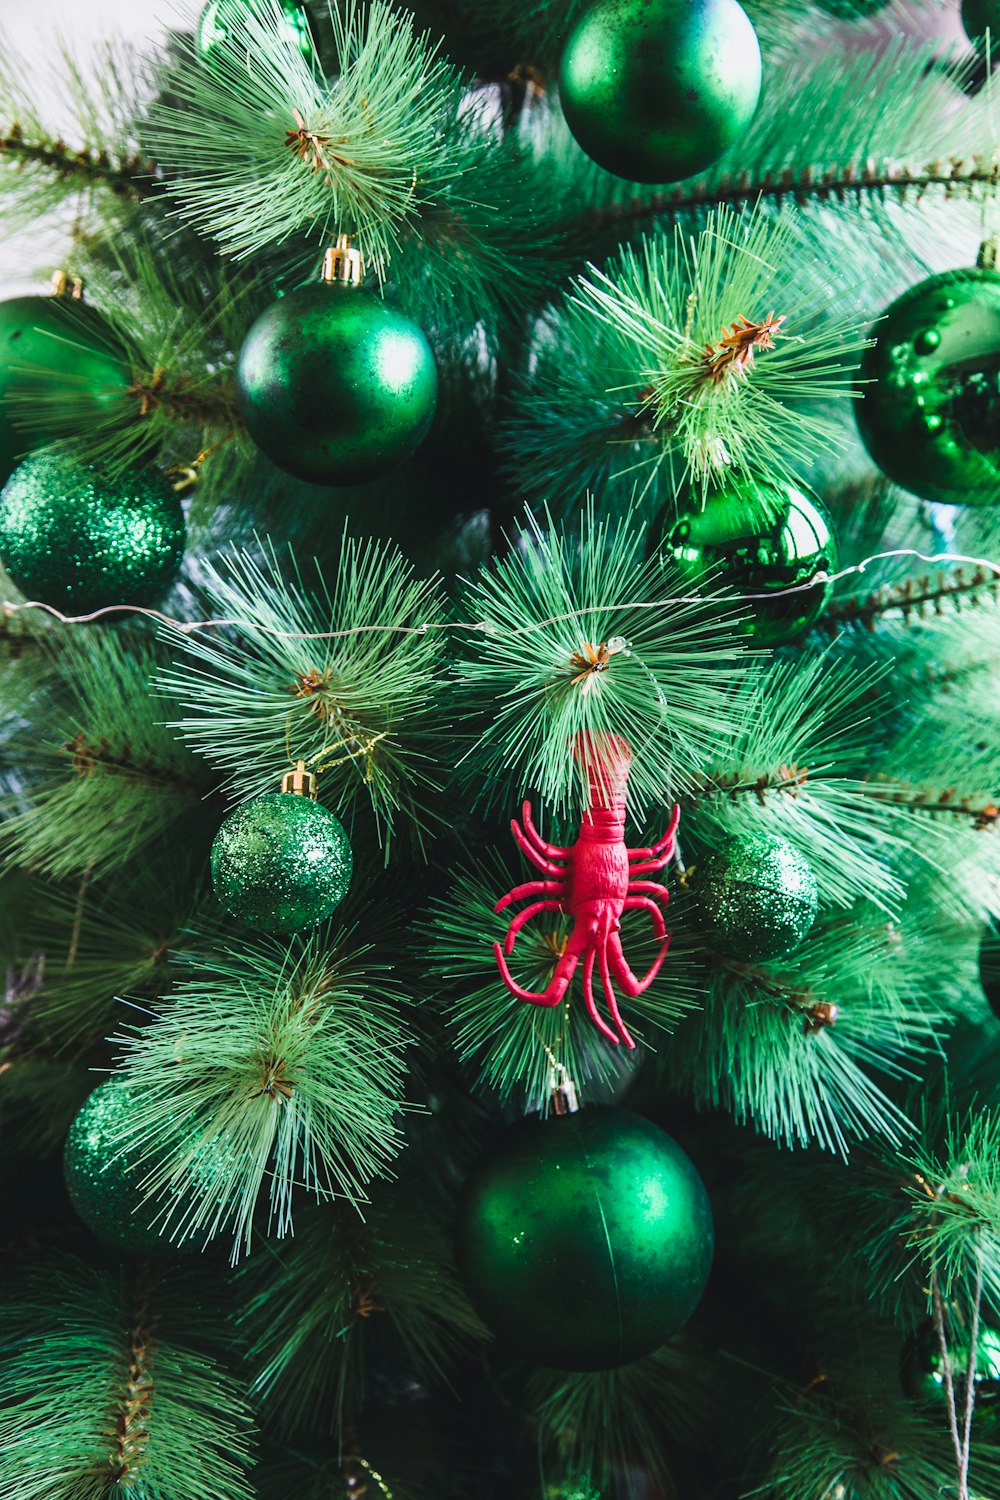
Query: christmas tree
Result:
<box><xmin>0</xmin><ymin>0</ymin><xmax>999</xmax><ymax>1496</ymax></box>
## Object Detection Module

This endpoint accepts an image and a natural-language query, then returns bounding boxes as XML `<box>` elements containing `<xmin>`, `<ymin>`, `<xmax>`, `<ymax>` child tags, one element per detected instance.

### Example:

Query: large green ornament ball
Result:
<box><xmin>236</xmin><ymin>282</ymin><xmax>439</xmax><ymax>486</ymax></box>
<box><xmin>64</xmin><ymin>1080</ymin><xmax>169</xmax><ymax>1254</ymax></box>
<box><xmin>0</xmin><ymin>451</ymin><xmax>185</xmax><ymax>613</ymax></box>
<box><xmin>962</xmin><ymin>0</ymin><xmax>1000</xmax><ymax>56</ymax></box>
<box><xmin>0</xmin><ymin>295</ymin><xmax>130</xmax><ymax>486</ymax></box>
<box><xmin>650</xmin><ymin>479</ymin><xmax>838</xmax><ymax>647</ymax></box>
<box><xmin>693</xmin><ymin>834</ymin><xmax>819</xmax><ymax>961</ymax></box>
<box><xmin>856</xmin><ymin>268</ymin><xmax>1000</xmax><ymax>506</ymax></box>
<box><xmin>901</xmin><ymin>1323</ymin><xmax>1000</xmax><ymax>1426</ymax></box>
<box><xmin>980</xmin><ymin>924</ymin><xmax>1000</xmax><ymax>1018</ymax></box>
<box><xmin>559</xmin><ymin>0</ymin><xmax>761</xmax><ymax>183</ymax></box>
<box><xmin>455</xmin><ymin>1105</ymin><xmax>714</xmax><ymax>1370</ymax></box>
<box><xmin>211</xmin><ymin>792</ymin><xmax>353</xmax><ymax>934</ymax></box>
<box><xmin>196</xmin><ymin>0</ymin><xmax>315</xmax><ymax>66</ymax></box>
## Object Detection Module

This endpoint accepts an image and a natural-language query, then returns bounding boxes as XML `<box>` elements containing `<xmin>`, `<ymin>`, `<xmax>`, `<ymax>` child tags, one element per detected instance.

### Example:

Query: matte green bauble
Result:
<box><xmin>559</xmin><ymin>0</ymin><xmax>761</xmax><ymax>183</ymax></box>
<box><xmin>650</xmin><ymin>479</ymin><xmax>838</xmax><ymax>647</ymax></box>
<box><xmin>236</xmin><ymin>280</ymin><xmax>439</xmax><ymax>485</ymax></box>
<box><xmin>0</xmin><ymin>451</ymin><xmax>185</xmax><ymax>613</ymax></box>
<box><xmin>901</xmin><ymin>1323</ymin><xmax>1000</xmax><ymax>1425</ymax></box>
<box><xmin>693</xmin><ymin>834</ymin><xmax>818</xmax><ymax>961</ymax></box>
<box><xmin>856</xmin><ymin>268</ymin><xmax>1000</xmax><ymax>506</ymax></box>
<box><xmin>455</xmin><ymin>1105</ymin><xmax>714</xmax><ymax>1370</ymax></box>
<box><xmin>196</xmin><ymin>0</ymin><xmax>315</xmax><ymax>66</ymax></box>
<box><xmin>962</xmin><ymin>0</ymin><xmax>1000</xmax><ymax>55</ymax></box>
<box><xmin>0</xmin><ymin>295</ymin><xmax>129</xmax><ymax>486</ymax></box>
<box><xmin>980</xmin><ymin>924</ymin><xmax>1000</xmax><ymax>1018</ymax></box>
<box><xmin>64</xmin><ymin>1081</ymin><xmax>170</xmax><ymax>1253</ymax></box>
<box><xmin>211</xmin><ymin>792</ymin><xmax>353</xmax><ymax>934</ymax></box>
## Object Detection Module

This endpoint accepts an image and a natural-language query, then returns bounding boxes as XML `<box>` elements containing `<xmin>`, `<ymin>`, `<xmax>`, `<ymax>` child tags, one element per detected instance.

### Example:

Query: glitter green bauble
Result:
<box><xmin>211</xmin><ymin>793</ymin><xmax>353</xmax><ymax>934</ymax></box>
<box><xmin>856</xmin><ymin>268</ymin><xmax>1000</xmax><ymax>506</ymax></box>
<box><xmin>0</xmin><ymin>451</ymin><xmax>185</xmax><ymax>613</ymax></box>
<box><xmin>962</xmin><ymin>0</ymin><xmax>1000</xmax><ymax>56</ymax></box>
<box><xmin>649</xmin><ymin>479</ymin><xmax>837</xmax><ymax>647</ymax></box>
<box><xmin>693</xmin><ymin>834</ymin><xmax>818</xmax><ymax>961</ymax></box>
<box><xmin>901</xmin><ymin>1323</ymin><xmax>1000</xmax><ymax>1428</ymax></box>
<box><xmin>236</xmin><ymin>281</ymin><xmax>439</xmax><ymax>486</ymax></box>
<box><xmin>0</xmin><ymin>295</ymin><xmax>130</xmax><ymax>486</ymax></box>
<box><xmin>455</xmin><ymin>1105</ymin><xmax>714</xmax><ymax>1370</ymax></box>
<box><xmin>64</xmin><ymin>1081</ymin><xmax>170</xmax><ymax>1254</ymax></box>
<box><xmin>196</xmin><ymin>0</ymin><xmax>315</xmax><ymax>66</ymax></box>
<box><xmin>559</xmin><ymin>0</ymin><xmax>761</xmax><ymax>183</ymax></box>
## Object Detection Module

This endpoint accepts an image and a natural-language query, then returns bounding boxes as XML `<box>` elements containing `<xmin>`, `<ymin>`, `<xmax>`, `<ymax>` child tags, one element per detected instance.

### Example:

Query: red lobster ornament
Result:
<box><xmin>493</xmin><ymin>731</ymin><xmax>680</xmax><ymax>1049</ymax></box>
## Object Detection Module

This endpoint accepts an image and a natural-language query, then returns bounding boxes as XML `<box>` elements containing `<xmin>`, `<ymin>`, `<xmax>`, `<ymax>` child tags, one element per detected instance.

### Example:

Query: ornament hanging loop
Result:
<box><xmin>322</xmin><ymin>234</ymin><xmax>363</xmax><ymax>286</ymax></box>
<box><xmin>281</xmin><ymin>759</ymin><xmax>319</xmax><ymax>798</ymax></box>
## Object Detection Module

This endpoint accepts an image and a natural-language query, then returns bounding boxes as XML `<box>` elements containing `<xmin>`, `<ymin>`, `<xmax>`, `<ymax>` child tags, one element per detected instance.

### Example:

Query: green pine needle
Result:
<box><xmin>453</xmin><ymin>503</ymin><xmax>750</xmax><ymax>815</ymax></box>
<box><xmin>157</xmin><ymin>536</ymin><xmax>448</xmax><ymax>854</ymax></box>
<box><xmin>109</xmin><ymin>926</ymin><xmax>412</xmax><ymax>1259</ymax></box>
<box><xmin>428</xmin><ymin>850</ymin><xmax>698</xmax><ymax>1106</ymax></box>
<box><xmin>239</xmin><ymin>1192</ymin><xmax>486</xmax><ymax>1432</ymax></box>
<box><xmin>0</xmin><ymin>1260</ymin><xmax>256</xmax><ymax>1500</ymax></box>
<box><xmin>503</xmin><ymin>206</ymin><xmax>869</xmax><ymax>514</ymax></box>
<box><xmin>149</xmin><ymin>0</ymin><xmax>459</xmax><ymax>272</ymax></box>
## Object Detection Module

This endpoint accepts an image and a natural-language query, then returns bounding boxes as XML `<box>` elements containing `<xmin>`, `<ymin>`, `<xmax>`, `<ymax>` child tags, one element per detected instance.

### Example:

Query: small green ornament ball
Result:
<box><xmin>196</xmin><ymin>0</ymin><xmax>315</xmax><ymax>66</ymax></box>
<box><xmin>650</xmin><ymin>479</ymin><xmax>838</xmax><ymax>647</ymax></box>
<box><xmin>559</xmin><ymin>0</ymin><xmax>761</xmax><ymax>183</ymax></box>
<box><xmin>0</xmin><ymin>451</ymin><xmax>185</xmax><ymax>613</ymax></box>
<box><xmin>856</xmin><ymin>267</ymin><xmax>1000</xmax><ymax>506</ymax></box>
<box><xmin>455</xmin><ymin>1105</ymin><xmax>714</xmax><ymax>1370</ymax></box>
<box><xmin>236</xmin><ymin>282</ymin><xmax>439</xmax><ymax>486</ymax></box>
<box><xmin>64</xmin><ymin>1080</ymin><xmax>169</xmax><ymax>1254</ymax></box>
<box><xmin>901</xmin><ymin>1322</ymin><xmax>1000</xmax><ymax>1426</ymax></box>
<box><xmin>962</xmin><ymin>0</ymin><xmax>1000</xmax><ymax>56</ymax></box>
<box><xmin>0</xmin><ymin>295</ymin><xmax>129</xmax><ymax>486</ymax></box>
<box><xmin>693</xmin><ymin>834</ymin><xmax>819</xmax><ymax>961</ymax></box>
<box><xmin>211</xmin><ymin>793</ymin><xmax>353</xmax><ymax>934</ymax></box>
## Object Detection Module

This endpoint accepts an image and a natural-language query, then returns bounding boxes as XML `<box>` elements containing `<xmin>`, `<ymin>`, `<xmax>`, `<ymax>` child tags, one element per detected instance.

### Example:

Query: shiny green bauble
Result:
<box><xmin>962</xmin><ymin>0</ymin><xmax>1000</xmax><ymax>55</ymax></box>
<box><xmin>693</xmin><ymin>834</ymin><xmax>818</xmax><ymax>961</ymax></box>
<box><xmin>0</xmin><ymin>295</ymin><xmax>130</xmax><ymax>486</ymax></box>
<box><xmin>559</xmin><ymin>0</ymin><xmax>761</xmax><ymax>183</ymax></box>
<box><xmin>236</xmin><ymin>282</ymin><xmax>439</xmax><ymax>486</ymax></box>
<box><xmin>196</xmin><ymin>0</ymin><xmax>315</xmax><ymax>67</ymax></box>
<box><xmin>211</xmin><ymin>793</ymin><xmax>353</xmax><ymax>934</ymax></box>
<box><xmin>650</xmin><ymin>479</ymin><xmax>837</xmax><ymax>647</ymax></box>
<box><xmin>64</xmin><ymin>1081</ymin><xmax>171</xmax><ymax>1254</ymax></box>
<box><xmin>0</xmin><ymin>451</ymin><xmax>185</xmax><ymax>613</ymax></box>
<box><xmin>901</xmin><ymin>1323</ymin><xmax>1000</xmax><ymax>1426</ymax></box>
<box><xmin>856</xmin><ymin>268</ymin><xmax>1000</xmax><ymax>506</ymax></box>
<box><xmin>455</xmin><ymin>1105</ymin><xmax>714</xmax><ymax>1370</ymax></box>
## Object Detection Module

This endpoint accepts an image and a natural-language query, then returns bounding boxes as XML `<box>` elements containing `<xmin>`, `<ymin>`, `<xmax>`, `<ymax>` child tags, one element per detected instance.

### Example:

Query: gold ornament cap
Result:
<box><xmin>978</xmin><ymin>236</ymin><xmax>999</xmax><ymax>271</ymax></box>
<box><xmin>322</xmin><ymin>234</ymin><xmax>363</xmax><ymax>286</ymax></box>
<box><xmin>281</xmin><ymin>759</ymin><xmax>319</xmax><ymax>798</ymax></box>
<box><xmin>50</xmin><ymin>270</ymin><xmax>84</xmax><ymax>301</ymax></box>
<box><xmin>549</xmin><ymin>1062</ymin><xmax>580</xmax><ymax>1115</ymax></box>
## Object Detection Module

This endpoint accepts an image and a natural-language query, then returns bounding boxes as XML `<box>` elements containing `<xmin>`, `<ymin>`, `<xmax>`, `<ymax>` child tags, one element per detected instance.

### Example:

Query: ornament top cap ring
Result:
<box><xmin>322</xmin><ymin>234</ymin><xmax>363</xmax><ymax>286</ymax></box>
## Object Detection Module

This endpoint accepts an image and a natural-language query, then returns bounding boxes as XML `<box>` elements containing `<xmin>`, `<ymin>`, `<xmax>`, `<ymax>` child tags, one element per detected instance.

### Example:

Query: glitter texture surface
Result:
<box><xmin>63</xmin><ymin>1080</ymin><xmax>168</xmax><ymax>1254</ymax></box>
<box><xmin>694</xmin><ymin>832</ymin><xmax>818</xmax><ymax>961</ymax></box>
<box><xmin>0</xmin><ymin>450</ymin><xmax>185</xmax><ymax>613</ymax></box>
<box><xmin>211</xmin><ymin>792</ymin><xmax>353</xmax><ymax>934</ymax></box>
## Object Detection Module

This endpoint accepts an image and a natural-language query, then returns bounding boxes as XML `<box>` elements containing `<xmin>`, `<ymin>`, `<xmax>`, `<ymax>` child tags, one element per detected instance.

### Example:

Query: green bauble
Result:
<box><xmin>559</xmin><ymin>0</ymin><xmax>761</xmax><ymax>183</ymax></box>
<box><xmin>455</xmin><ymin>1105</ymin><xmax>714</xmax><ymax>1370</ymax></box>
<box><xmin>980</xmin><ymin>924</ymin><xmax>1000</xmax><ymax>1018</ymax></box>
<box><xmin>211</xmin><ymin>793</ymin><xmax>353</xmax><ymax>934</ymax></box>
<box><xmin>236</xmin><ymin>281</ymin><xmax>439</xmax><ymax>485</ymax></box>
<box><xmin>0</xmin><ymin>295</ymin><xmax>129</xmax><ymax>486</ymax></box>
<box><xmin>901</xmin><ymin>1323</ymin><xmax>1000</xmax><ymax>1426</ymax></box>
<box><xmin>693</xmin><ymin>834</ymin><xmax>818</xmax><ymax>961</ymax></box>
<box><xmin>856</xmin><ymin>268</ymin><xmax>1000</xmax><ymax>506</ymax></box>
<box><xmin>196</xmin><ymin>0</ymin><xmax>315</xmax><ymax>66</ymax></box>
<box><xmin>650</xmin><ymin>479</ymin><xmax>837</xmax><ymax>647</ymax></box>
<box><xmin>64</xmin><ymin>1081</ymin><xmax>169</xmax><ymax>1254</ymax></box>
<box><xmin>0</xmin><ymin>451</ymin><xmax>185</xmax><ymax>613</ymax></box>
<box><xmin>816</xmin><ymin>0</ymin><xmax>890</xmax><ymax>15</ymax></box>
<box><xmin>962</xmin><ymin>0</ymin><xmax>1000</xmax><ymax>55</ymax></box>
